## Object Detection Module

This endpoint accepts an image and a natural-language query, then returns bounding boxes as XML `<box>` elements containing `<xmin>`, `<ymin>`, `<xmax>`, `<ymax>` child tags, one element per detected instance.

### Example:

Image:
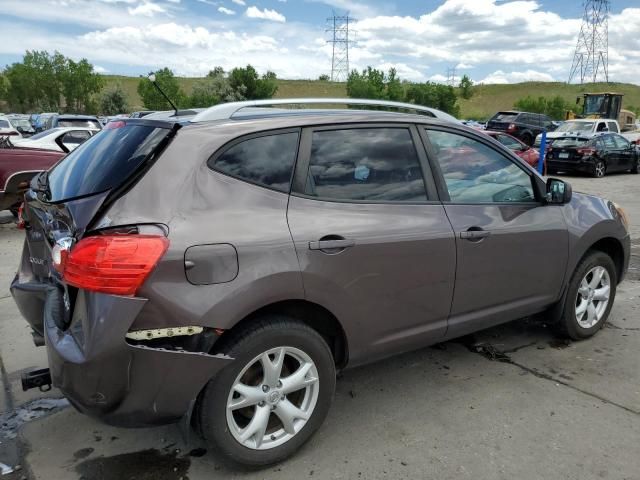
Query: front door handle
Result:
<box><xmin>459</xmin><ymin>228</ymin><xmax>491</xmax><ymax>241</ymax></box>
<box><xmin>309</xmin><ymin>238</ymin><xmax>355</xmax><ymax>251</ymax></box>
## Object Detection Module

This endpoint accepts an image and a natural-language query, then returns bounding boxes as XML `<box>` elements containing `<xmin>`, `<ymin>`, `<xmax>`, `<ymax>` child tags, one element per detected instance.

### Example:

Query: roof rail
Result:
<box><xmin>191</xmin><ymin>98</ymin><xmax>460</xmax><ymax>123</ymax></box>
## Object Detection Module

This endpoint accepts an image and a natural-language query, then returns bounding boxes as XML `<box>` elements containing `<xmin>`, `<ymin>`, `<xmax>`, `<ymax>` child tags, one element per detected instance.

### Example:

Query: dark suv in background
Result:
<box><xmin>11</xmin><ymin>99</ymin><xmax>630</xmax><ymax>467</ymax></box>
<box><xmin>487</xmin><ymin>111</ymin><xmax>555</xmax><ymax>146</ymax></box>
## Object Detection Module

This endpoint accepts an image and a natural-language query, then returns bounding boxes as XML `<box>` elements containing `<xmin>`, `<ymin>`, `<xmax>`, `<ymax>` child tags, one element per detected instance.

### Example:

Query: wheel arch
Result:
<box><xmin>214</xmin><ymin>299</ymin><xmax>349</xmax><ymax>369</ymax></box>
<box><xmin>588</xmin><ymin>236</ymin><xmax>625</xmax><ymax>284</ymax></box>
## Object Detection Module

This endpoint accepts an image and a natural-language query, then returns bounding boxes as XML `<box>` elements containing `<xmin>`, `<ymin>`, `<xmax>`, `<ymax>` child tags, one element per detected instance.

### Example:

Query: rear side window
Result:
<box><xmin>0</xmin><ymin>120</ymin><xmax>9</xmax><ymax>128</ymax></box>
<box><xmin>47</xmin><ymin>123</ymin><xmax>171</xmax><ymax>202</ymax></box>
<box><xmin>210</xmin><ymin>132</ymin><xmax>299</xmax><ymax>192</ymax></box>
<box><xmin>491</xmin><ymin>112</ymin><xmax>518</xmax><ymax>123</ymax></box>
<box><xmin>304</xmin><ymin>128</ymin><xmax>427</xmax><ymax>203</ymax></box>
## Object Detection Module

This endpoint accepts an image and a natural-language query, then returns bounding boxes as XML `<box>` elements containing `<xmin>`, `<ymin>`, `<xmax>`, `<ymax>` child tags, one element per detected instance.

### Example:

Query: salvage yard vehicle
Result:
<box><xmin>11</xmin><ymin>99</ymin><xmax>630</xmax><ymax>467</ymax></box>
<box><xmin>484</xmin><ymin>130</ymin><xmax>539</xmax><ymax>168</ymax></box>
<box><xmin>44</xmin><ymin>114</ymin><xmax>102</xmax><ymax>131</ymax></box>
<box><xmin>9</xmin><ymin>127</ymin><xmax>98</xmax><ymax>153</ymax></box>
<box><xmin>547</xmin><ymin>133</ymin><xmax>640</xmax><ymax>178</ymax></box>
<box><xmin>536</xmin><ymin>118</ymin><xmax>620</xmax><ymax>146</ymax></box>
<box><xmin>0</xmin><ymin>147</ymin><xmax>65</xmax><ymax>214</ymax></box>
<box><xmin>486</xmin><ymin>110</ymin><xmax>554</xmax><ymax>146</ymax></box>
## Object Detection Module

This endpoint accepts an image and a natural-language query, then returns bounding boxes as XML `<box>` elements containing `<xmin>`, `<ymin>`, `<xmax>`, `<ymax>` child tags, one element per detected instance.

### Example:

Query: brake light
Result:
<box><xmin>61</xmin><ymin>235</ymin><xmax>169</xmax><ymax>295</ymax></box>
<box><xmin>577</xmin><ymin>147</ymin><xmax>596</xmax><ymax>157</ymax></box>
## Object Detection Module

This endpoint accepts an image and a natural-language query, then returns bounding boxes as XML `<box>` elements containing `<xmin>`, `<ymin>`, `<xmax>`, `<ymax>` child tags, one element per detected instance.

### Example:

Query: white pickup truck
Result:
<box><xmin>535</xmin><ymin>119</ymin><xmax>620</xmax><ymax>146</ymax></box>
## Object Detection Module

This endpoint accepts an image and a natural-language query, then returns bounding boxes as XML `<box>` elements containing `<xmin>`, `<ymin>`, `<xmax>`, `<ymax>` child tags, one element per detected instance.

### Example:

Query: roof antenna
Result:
<box><xmin>147</xmin><ymin>73</ymin><xmax>179</xmax><ymax>117</ymax></box>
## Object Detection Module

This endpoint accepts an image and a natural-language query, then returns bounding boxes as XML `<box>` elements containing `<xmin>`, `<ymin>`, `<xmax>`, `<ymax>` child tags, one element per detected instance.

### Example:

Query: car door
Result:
<box><xmin>601</xmin><ymin>134</ymin><xmax>621</xmax><ymax>171</ymax></box>
<box><xmin>287</xmin><ymin>125</ymin><xmax>457</xmax><ymax>365</ymax></box>
<box><xmin>611</xmin><ymin>134</ymin><xmax>634</xmax><ymax>170</ymax></box>
<box><xmin>420</xmin><ymin>127</ymin><xmax>569</xmax><ymax>338</ymax></box>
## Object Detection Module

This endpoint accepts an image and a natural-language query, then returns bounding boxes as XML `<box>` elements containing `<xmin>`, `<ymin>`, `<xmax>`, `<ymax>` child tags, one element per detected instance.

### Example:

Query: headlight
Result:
<box><xmin>612</xmin><ymin>202</ymin><xmax>629</xmax><ymax>231</ymax></box>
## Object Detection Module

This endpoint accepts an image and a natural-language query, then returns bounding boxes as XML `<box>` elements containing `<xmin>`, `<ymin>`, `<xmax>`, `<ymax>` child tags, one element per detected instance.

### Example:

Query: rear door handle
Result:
<box><xmin>309</xmin><ymin>239</ymin><xmax>355</xmax><ymax>251</ymax></box>
<box><xmin>459</xmin><ymin>229</ymin><xmax>491</xmax><ymax>241</ymax></box>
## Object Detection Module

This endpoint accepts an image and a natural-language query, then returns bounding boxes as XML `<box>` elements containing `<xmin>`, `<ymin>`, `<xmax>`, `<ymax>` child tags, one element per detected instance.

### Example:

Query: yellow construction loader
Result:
<box><xmin>567</xmin><ymin>92</ymin><xmax>636</xmax><ymax>131</ymax></box>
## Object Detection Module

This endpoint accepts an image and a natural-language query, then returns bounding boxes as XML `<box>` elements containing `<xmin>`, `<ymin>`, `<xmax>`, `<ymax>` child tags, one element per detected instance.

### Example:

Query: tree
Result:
<box><xmin>61</xmin><ymin>58</ymin><xmax>103</xmax><ymax>113</ymax></box>
<box><xmin>0</xmin><ymin>72</ymin><xmax>7</xmax><ymax>102</ymax></box>
<box><xmin>100</xmin><ymin>83</ymin><xmax>128</xmax><ymax>115</ymax></box>
<box><xmin>458</xmin><ymin>74</ymin><xmax>474</xmax><ymax>100</ymax></box>
<box><xmin>188</xmin><ymin>69</ymin><xmax>245</xmax><ymax>108</ymax></box>
<box><xmin>137</xmin><ymin>67</ymin><xmax>184</xmax><ymax>110</ymax></box>
<box><xmin>405</xmin><ymin>82</ymin><xmax>460</xmax><ymax>117</ymax></box>
<box><xmin>347</xmin><ymin>67</ymin><xmax>387</xmax><ymax>100</ymax></box>
<box><xmin>318</xmin><ymin>74</ymin><xmax>330</xmax><ymax>81</ymax></box>
<box><xmin>513</xmin><ymin>95</ymin><xmax>577</xmax><ymax>120</ymax></box>
<box><xmin>228</xmin><ymin>65</ymin><xmax>278</xmax><ymax>100</ymax></box>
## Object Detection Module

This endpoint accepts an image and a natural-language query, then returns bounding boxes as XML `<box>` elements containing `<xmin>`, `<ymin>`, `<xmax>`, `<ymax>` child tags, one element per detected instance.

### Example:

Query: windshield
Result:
<box><xmin>584</xmin><ymin>96</ymin><xmax>606</xmax><ymax>116</ymax></box>
<box><xmin>12</xmin><ymin>119</ymin><xmax>33</xmax><ymax>129</ymax></box>
<box><xmin>46</xmin><ymin>123</ymin><xmax>171</xmax><ymax>202</ymax></box>
<box><xmin>556</xmin><ymin>121</ymin><xmax>595</xmax><ymax>132</ymax></box>
<box><xmin>57</xmin><ymin>119</ymin><xmax>101</xmax><ymax>130</ymax></box>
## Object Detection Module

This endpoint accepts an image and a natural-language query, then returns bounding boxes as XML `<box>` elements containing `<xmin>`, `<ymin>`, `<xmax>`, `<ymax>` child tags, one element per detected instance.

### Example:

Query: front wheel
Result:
<box><xmin>556</xmin><ymin>251</ymin><xmax>617</xmax><ymax>340</ymax></box>
<box><xmin>197</xmin><ymin>317</ymin><xmax>336</xmax><ymax>466</ymax></box>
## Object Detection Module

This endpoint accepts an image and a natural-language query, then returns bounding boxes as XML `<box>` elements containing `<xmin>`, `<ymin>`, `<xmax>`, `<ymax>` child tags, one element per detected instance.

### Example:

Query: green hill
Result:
<box><xmin>22</xmin><ymin>75</ymin><xmax>638</xmax><ymax>120</ymax></box>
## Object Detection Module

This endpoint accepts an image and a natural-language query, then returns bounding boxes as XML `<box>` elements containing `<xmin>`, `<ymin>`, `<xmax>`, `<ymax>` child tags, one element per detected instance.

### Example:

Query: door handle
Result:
<box><xmin>309</xmin><ymin>238</ymin><xmax>355</xmax><ymax>251</ymax></box>
<box><xmin>459</xmin><ymin>229</ymin><xmax>491</xmax><ymax>241</ymax></box>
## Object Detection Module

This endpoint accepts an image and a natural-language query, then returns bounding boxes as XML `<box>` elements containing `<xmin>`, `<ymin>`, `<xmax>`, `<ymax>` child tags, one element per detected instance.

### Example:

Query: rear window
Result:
<box><xmin>57</xmin><ymin>119</ymin><xmax>101</xmax><ymax>130</ymax></box>
<box><xmin>551</xmin><ymin>137</ymin><xmax>592</xmax><ymax>148</ymax></box>
<box><xmin>0</xmin><ymin>120</ymin><xmax>9</xmax><ymax>128</ymax></box>
<box><xmin>209</xmin><ymin>132</ymin><xmax>299</xmax><ymax>192</ymax></box>
<box><xmin>491</xmin><ymin>112</ymin><xmax>518</xmax><ymax>123</ymax></box>
<box><xmin>47</xmin><ymin>123</ymin><xmax>170</xmax><ymax>202</ymax></box>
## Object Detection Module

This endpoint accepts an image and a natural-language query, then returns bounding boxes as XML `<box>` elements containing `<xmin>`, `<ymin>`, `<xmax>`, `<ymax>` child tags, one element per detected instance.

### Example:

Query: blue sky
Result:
<box><xmin>1</xmin><ymin>0</ymin><xmax>639</xmax><ymax>84</ymax></box>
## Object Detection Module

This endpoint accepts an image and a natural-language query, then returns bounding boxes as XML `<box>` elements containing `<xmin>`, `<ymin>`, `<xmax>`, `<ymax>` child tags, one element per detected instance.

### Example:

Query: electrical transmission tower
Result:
<box><xmin>568</xmin><ymin>0</ymin><xmax>610</xmax><ymax>84</ymax></box>
<box><xmin>446</xmin><ymin>66</ymin><xmax>457</xmax><ymax>87</ymax></box>
<box><xmin>326</xmin><ymin>11</ymin><xmax>355</xmax><ymax>82</ymax></box>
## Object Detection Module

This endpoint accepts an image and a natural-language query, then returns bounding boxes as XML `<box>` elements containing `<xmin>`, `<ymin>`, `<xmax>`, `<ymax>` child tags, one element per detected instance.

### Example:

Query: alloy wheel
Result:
<box><xmin>226</xmin><ymin>346</ymin><xmax>319</xmax><ymax>450</ymax></box>
<box><xmin>575</xmin><ymin>266</ymin><xmax>611</xmax><ymax>329</ymax></box>
<box><xmin>594</xmin><ymin>161</ymin><xmax>606</xmax><ymax>177</ymax></box>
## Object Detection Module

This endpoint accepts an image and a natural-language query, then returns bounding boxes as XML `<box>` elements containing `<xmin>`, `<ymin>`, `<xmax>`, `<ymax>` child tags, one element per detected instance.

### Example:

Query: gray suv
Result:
<box><xmin>11</xmin><ymin>99</ymin><xmax>630</xmax><ymax>466</ymax></box>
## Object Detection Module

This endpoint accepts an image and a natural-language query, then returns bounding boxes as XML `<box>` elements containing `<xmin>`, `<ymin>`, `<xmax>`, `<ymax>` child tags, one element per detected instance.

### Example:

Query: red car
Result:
<box><xmin>484</xmin><ymin>130</ymin><xmax>540</xmax><ymax>167</ymax></box>
<box><xmin>0</xmin><ymin>148</ymin><xmax>65</xmax><ymax>214</ymax></box>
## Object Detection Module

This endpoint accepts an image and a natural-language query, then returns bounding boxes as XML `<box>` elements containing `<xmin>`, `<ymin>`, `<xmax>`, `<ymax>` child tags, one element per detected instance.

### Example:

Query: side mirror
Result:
<box><xmin>546</xmin><ymin>178</ymin><xmax>572</xmax><ymax>205</ymax></box>
<box><xmin>16</xmin><ymin>126</ymin><xmax>24</xmax><ymax>133</ymax></box>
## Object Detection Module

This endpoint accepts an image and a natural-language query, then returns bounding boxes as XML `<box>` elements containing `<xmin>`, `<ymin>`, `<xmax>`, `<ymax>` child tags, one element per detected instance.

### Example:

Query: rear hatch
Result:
<box><xmin>14</xmin><ymin>119</ymin><xmax>177</xmax><ymax>332</ymax></box>
<box><xmin>548</xmin><ymin>136</ymin><xmax>592</xmax><ymax>161</ymax></box>
<box><xmin>487</xmin><ymin>112</ymin><xmax>519</xmax><ymax>131</ymax></box>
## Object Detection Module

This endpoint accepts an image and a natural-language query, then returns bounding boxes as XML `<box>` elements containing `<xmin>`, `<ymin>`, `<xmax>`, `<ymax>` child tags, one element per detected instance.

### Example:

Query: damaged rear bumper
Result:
<box><xmin>40</xmin><ymin>286</ymin><xmax>232</xmax><ymax>427</ymax></box>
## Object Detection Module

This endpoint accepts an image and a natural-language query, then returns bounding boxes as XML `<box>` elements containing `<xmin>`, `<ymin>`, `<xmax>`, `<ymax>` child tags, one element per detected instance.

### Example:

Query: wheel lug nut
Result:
<box><xmin>259</xmin><ymin>401</ymin><xmax>265</xmax><ymax>407</ymax></box>
<box><xmin>277</xmin><ymin>381</ymin><xmax>283</xmax><ymax>388</ymax></box>
<box><xmin>262</xmin><ymin>385</ymin><xmax>269</xmax><ymax>392</ymax></box>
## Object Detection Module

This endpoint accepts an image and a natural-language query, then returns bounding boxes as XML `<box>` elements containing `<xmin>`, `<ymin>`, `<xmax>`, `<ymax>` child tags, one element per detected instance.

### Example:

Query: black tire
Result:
<box><xmin>592</xmin><ymin>160</ymin><xmax>606</xmax><ymax>178</ymax></box>
<box><xmin>556</xmin><ymin>251</ymin><xmax>617</xmax><ymax>340</ymax></box>
<box><xmin>547</xmin><ymin>168</ymin><xmax>557</xmax><ymax>176</ymax></box>
<box><xmin>631</xmin><ymin>157</ymin><xmax>640</xmax><ymax>174</ymax></box>
<box><xmin>521</xmin><ymin>133</ymin><xmax>533</xmax><ymax>146</ymax></box>
<box><xmin>197</xmin><ymin>316</ymin><xmax>336</xmax><ymax>467</ymax></box>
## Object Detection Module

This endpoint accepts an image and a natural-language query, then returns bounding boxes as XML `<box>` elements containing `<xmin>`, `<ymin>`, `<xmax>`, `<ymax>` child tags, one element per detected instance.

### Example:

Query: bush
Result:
<box><xmin>458</xmin><ymin>74</ymin><xmax>474</xmax><ymax>100</ymax></box>
<box><xmin>513</xmin><ymin>95</ymin><xmax>579</xmax><ymax>120</ymax></box>
<box><xmin>137</xmin><ymin>67</ymin><xmax>185</xmax><ymax>111</ymax></box>
<box><xmin>100</xmin><ymin>83</ymin><xmax>128</xmax><ymax>115</ymax></box>
<box><xmin>187</xmin><ymin>68</ymin><xmax>246</xmax><ymax>108</ymax></box>
<box><xmin>228</xmin><ymin>65</ymin><xmax>277</xmax><ymax>100</ymax></box>
<box><xmin>405</xmin><ymin>82</ymin><xmax>460</xmax><ymax>117</ymax></box>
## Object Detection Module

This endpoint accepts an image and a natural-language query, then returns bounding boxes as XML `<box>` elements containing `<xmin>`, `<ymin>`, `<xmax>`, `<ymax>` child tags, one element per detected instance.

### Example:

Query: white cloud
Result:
<box><xmin>94</xmin><ymin>65</ymin><xmax>108</xmax><ymax>73</ymax></box>
<box><xmin>478</xmin><ymin>69</ymin><xmax>555</xmax><ymax>84</ymax></box>
<box><xmin>218</xmin><ymin>6</ymin><xmax>235</xmax><ymax>15</ymax></box>
<box><xmin>245</xmin><ymin>6</ymin><xmax>285</xmax><ymax>22</ymax></box>
<box><xmin>128</xmin><ymin>1</ymin><xmax>166</xmax><ymax>16</ymax></box>
<box><xmin>231</xmin><ymin>0</ymin><xmax>245</xmax><ymax>5</ymax></box>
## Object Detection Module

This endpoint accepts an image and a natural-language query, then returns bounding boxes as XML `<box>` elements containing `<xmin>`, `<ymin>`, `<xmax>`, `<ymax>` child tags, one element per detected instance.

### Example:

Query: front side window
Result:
<box><xmin>61</xmin><ymin>130</ymin><xmax>91</xmax><ymax>145</ymax></box>
<box><xmin>426</xmin><ymin>130</ymin><xmax>535</xmax><ymax>204</ymax></box>
<box><xmin>304</xmin><ymin>128</ymin><xmax>427</xmax><ymax>202</ymax></box>
<box><xmin>211</xmin><ymin>132</ymin><xmax>299</xmax><ymax>192</ymax></box>
<box><xmin>495</xmin><ymin>134</ymin><xmax>523</xmax><ymax>151</ymax></box>
<box><xmin>612</xmin><ymin>134</ymin><xmax>629</xmax><ymax>149</ymax></box>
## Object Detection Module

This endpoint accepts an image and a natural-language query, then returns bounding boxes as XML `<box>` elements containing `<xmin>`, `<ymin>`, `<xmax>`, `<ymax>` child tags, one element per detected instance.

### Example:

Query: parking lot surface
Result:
<box><xmin>0</xmin><ymin>173</ymin><xmax>638</xmax><ymax>480</ymax></box>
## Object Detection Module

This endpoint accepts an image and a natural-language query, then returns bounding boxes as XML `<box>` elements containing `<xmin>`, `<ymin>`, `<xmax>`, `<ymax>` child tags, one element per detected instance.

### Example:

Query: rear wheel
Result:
<box><xmin>556</xmin><ymin>251</ymin><xmax>616</xmax><ymax>340</ymax></box>
<box><xmin>521</xmin><ymin>133</ymin><xmax>533</xmax><ymax>146</ymax></box>
<box><xmin>631</xmin><ymin>157</ymin><xmax>640</xmax><ymax>174</ymax></box>
<box><xmin>592</xmin><ymin>160</ymin><xmax>606</xmax><ymax>178</ymax></box>
<box><xmin>197</xmin><ymin>317</ymin><xmax>336</xmax><ymax>466</ymax></box>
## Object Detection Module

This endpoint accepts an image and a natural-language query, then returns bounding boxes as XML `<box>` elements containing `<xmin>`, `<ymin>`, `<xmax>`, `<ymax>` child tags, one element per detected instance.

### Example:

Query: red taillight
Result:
<box><xmin>61</xmin><ymin>235</ymin><xmax>169</xmax><ymax>296</ymax></box>
<box><xmin>576</xmin><ymin>148</ymin><xmax>596</xmax><ymax>157</ymax></box>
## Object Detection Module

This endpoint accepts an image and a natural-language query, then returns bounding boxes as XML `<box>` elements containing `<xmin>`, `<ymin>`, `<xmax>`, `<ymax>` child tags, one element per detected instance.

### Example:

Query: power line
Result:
<box><xmin>568</xmin><ymin>0</ymin><xmax>610</xmax><ymax>84</ymax></box>
<box><xmin>326</xmin><ymin>11</ymin><xmax>356</xmax><ymax>82</ymax></box>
